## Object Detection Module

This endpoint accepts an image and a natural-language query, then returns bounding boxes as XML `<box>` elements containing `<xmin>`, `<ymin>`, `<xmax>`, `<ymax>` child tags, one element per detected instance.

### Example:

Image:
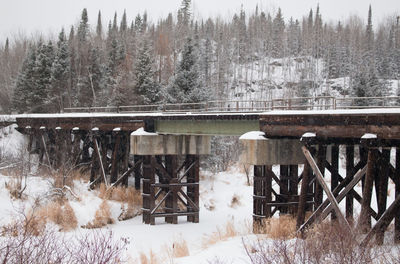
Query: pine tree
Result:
<box><xmin>166</xmin><ymin>37</ymin><xmax>209</xmax><ymax>104</ymax></box>
<box><xmin>134</xmin><ymin>39</ymin><xmax>161</xmax><ymax>104</ymax></box>
<box><xmin>365</xmin><ymin>5</ymin><xmax>374</xmax><ymax>52</ymax></box>
<box><xmin>12</xmin><ymin>46</ymin><xmax>37</xmax><ymax>113</ymax></box>
<box><xmin>120</xmin><ymin>10</ymin><xmax>128</xmax><ymax>33</ymax></box>
<box><xmin>50</xmin><ymin>28</ymin><xmax>70</xmax><ymax>111</ymax></box>
<box><xmin>272</xmin><ymin>8</ymin><xmax>285</xmax><ymax>58</ymax></box>
<box><xmin>96</xmin><ymin>11</ymin><xmax>103</xmax><ymax>40</ymax></box>
<box><xmin>32</xmin><ymin>41</ymin><xmax>54</xmax><ymax>112</ymax></box>
<box><xmin>77</xmin><ymin>8</ymin><xmax>89</xmax><ymax>43</ymax></box>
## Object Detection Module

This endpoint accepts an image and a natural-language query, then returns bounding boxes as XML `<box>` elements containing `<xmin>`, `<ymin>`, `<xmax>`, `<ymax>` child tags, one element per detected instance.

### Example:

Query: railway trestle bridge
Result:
<box><xmin>0</xmin><ymin>96</ymin><xmax>400</xmax><ymax>246</ymax></box>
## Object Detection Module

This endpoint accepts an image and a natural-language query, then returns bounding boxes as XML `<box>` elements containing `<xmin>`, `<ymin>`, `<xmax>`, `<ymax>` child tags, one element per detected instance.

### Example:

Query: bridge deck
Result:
<box><xmin>1</xmin><ymin>108</ymin><xmax>399</xmax><ymax>138</ymax></box>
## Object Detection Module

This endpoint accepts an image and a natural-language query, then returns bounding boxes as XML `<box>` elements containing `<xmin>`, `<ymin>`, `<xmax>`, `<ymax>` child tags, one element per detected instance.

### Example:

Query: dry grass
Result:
<box><xmin>98</xmin><ymin>184</ymin><xmax>142</xmax><ymax>221</ymax></box>
<box><xmin>263</xmin><ymin>215</ymin><xmax>297</xmax><ymax>239</ymax></box>
<box><xmin>33</xmin><ymin>201</ymin><xmax>78</xmax><ymax>232</ymax></box>
<box><xmin>99</xmin><ymin>183</ymin><xmax>142</xmax><ymax>204</ymax></box>
<box><xmin>172</xmin><ymin>238</ymin><xmax>190</xmax><ymax>258</ymax></box>
<box><xmin>229</xmin><ymin>193</ymin><xmax>241</xmax><ymax>208</ymax></box>
<box><xmin>53</xmin><ymin>171</ymin><xmax>74</xmax><ymax>189</ymax></box>
<box><xmin>139</xmin><ymin>250</ymin><xmax>158</xmax><ymax>264</ymax></box>
<box><xmin>5</xmin><ymin>178</ymin><xmax>26</xmax><ymax>200</ymax></box>
<box><xmin>1</xmin><ymin>200</ymin><xmax>78</xmax><ymax>236</ymax></box>
<box><xmin>202</xmin><ymin>220</ymin><xmax>238</xmax><ymax>249</ymax></box>
<box><xmin>82</xmin><ymin>200</ymin><xmax>114</xmax><ymax>229</ymax></box>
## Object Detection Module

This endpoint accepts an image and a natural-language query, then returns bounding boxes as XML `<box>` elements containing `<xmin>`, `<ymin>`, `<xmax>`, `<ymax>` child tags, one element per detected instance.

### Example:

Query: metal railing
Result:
<box><xmin>63</xmin><ymin>96</ymin><xmax>400</xmax><ymax>114</ymax></box>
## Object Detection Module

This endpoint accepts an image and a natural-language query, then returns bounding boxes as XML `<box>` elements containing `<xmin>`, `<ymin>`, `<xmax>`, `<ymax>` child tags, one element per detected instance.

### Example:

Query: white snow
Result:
<box><xmin>239</xmin><ymin>131</ymin><xmax>267</xmax><ymax>140</ymax></box>
<box><xmin>301</xmin><ymin>132</ymin><xmax>316</xmax><ymax>138</ymax></box>
<box><xmin>130</xmin><ymin>127</ymin><xmax>158</xmax><ymax>136</ymax></box>
<box><xmin>361</xmin><ymin>133</ymin><xmax>378</xmax><ymax>139</ymax></box>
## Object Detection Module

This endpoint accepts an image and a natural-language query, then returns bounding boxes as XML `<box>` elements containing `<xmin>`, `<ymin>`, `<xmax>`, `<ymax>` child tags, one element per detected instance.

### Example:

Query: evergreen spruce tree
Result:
<box><xmin>12</xmin><ymin>46</ymin><xmax>36</xmax><ymax>113</ymax></box>
<box><xmin>272</xmin><ymin>8</ymin><xmax>285</xmax><ymax>58</ymax></box>
<box><xmin>120</xmin><ymin>10</ymin><xmax>128</xmax><ymax>33</ymax></box>
<box><xmin>96</xmin><ymin>11</ymin><xmax>103</xmax><ymax>40</ymax></box>
<box><xmin>32</xmin><ymin>41</ymin><xmax>54</xmax><ymax>112</ymax></box>
<box><xmin>134</xmin><ymin>39</ymin><xmax>161</xmax><ymax>104</ymax></box>
<box><xmin>50</xmin><ymin>28</ymin><xmax>70</xmax><ymax>111</ymax></box>
<box><xmin>166</xmin><ymin>37</ymin><xmax>209</xmax><ymax>104</ymax></box>
<box><xmin>77</xmin><ymin>8</ymin><xmax>89</xmax><ymax>43</ymax></box>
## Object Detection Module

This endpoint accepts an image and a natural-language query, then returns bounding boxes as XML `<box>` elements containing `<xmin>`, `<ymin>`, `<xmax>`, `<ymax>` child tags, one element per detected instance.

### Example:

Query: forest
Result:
<box><xmin>0</xmin><ymin>0</ymin><xmax>399</xmax><ymax>113</ymax></box>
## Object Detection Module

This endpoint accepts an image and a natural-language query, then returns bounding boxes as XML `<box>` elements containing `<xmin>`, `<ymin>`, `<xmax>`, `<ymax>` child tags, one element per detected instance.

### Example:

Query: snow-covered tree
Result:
<box><xmin>165</xmin><ymin>37</ymin><xmax>209</xmax><ymax>104</ymax></box>
<box><xmin>134</xmin><ymin>39</ymin><xmax>161</xmax><ymax>104</ymax></box>
<box><xmin>50</xmin><ymin>28</ymin><xmax>70</xmax><ymax>111</ymax></box>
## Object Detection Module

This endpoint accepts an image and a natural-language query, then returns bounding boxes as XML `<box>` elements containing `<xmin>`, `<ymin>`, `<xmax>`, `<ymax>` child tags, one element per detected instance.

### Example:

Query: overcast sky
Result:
<box><xmin>0</xmin><ymin>0</ymin><xmax>399</xmax><ymax>42</ymax></box>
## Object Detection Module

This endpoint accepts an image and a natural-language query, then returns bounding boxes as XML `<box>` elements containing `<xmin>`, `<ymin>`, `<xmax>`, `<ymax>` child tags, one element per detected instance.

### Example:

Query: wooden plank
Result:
<box><xmin>265</xmin><ymin>166</ymin><xmax>273</xmax><ymax>218</ymax></box>
<box><xmin>280</xmin><ymin>165</ymin><xmax>289</xmax><ymax>214</ymax></box>
<box><xmin>296</xmin><ymin>162</ymin><xmax>311</xmax><ymax>230</ymax></box>
<box><xmin>302</xmin><ymin>146</ymin><xmax>352</xmax><ymax>233</ymax></box>
<box><xmin>331</xmin><ymin>145</ymin><xmax>339</xmax><ymax>220</ymax></box>
<box><xmin>110</xmin><ymin>133</ymin><xmax>121</xmax><ymax>184</ymax></box>
<box><xmin>315</xmin><ymin>145</ymin><xmax>326</xmax><ymax>209</ymax></box>
<box><xmin>93</xmin><ymin>137</ymin><xmax>108</xmax><ymax>187</ymax></box>
<box><xmin>376</xmin><ymin>149</ymin><xmax>390</xmax><ymax>244</ymax></box>
<box><xmin>358</xmin><ymin>148</ymin><xmax>377</xmax><ymax>233</ymax></box>
<box><xmin>299</xmin><ymin>165</ymin><xmax>367</xmax><ymax>232</ymax></box>
<box><xmin>361</xmin><ymin>194</ymin><xmax>400</xmax><ymax>246</ymax></box>
<box><xmin>346</xmin><ymin>145</ymin><xmax>355</xmax><ymax>220</ymax></box>
<box><xmin>109</xmin><ymin>159</ymin><xmax>142</xmax><ymax>188</ymax></box>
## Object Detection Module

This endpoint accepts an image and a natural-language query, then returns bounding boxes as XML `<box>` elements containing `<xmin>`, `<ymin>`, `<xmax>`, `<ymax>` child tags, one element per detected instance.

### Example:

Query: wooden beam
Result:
<box><xmin>346</xmin><ymin>145</ymin><xmax>355</xmax><ymax>221</ymax></box>
<box><xmin>361</xmin><ymin>194</ymin><xmax>400</xmax><ymax>247</ymax></box>
<box><xmin>110</xmin><ymin>133</ymin><xmax>122</xmax><ymax>184</ymax></box>
<box><xmin>296</xmin><ymin>162</ymin><xmax>311</xmax><ymax>231</ymax></box>
<box><xmin>331</xmin><ymin>145</ymin><xmax>339</xmax><ymax>220</ymax></box>
<box><xmin>358</xmin><ymin>148</ymin><xmax>377</xmax><ymax>233</ymax></box>
<box><xmin>299</xmin><ymin>165</ymin><xmax>367</xmax><ymax>232</ymax></box>
<box><xmin>93</xmin><ymin>137</ymin><xmax>108</xmax><ymax>187</ymax></box>
<box><xmin>302</xmin><ymin>146</ymin><xmax>352</xmax><ymax>233</ymax></box>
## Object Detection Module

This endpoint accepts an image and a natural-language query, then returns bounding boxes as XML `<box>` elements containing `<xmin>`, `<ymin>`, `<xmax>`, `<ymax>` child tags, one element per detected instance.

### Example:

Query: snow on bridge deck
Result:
<box><xmin>1</xmin><ymin>108</ymin><xmax>400</xmax><ymax>138</ymax></box>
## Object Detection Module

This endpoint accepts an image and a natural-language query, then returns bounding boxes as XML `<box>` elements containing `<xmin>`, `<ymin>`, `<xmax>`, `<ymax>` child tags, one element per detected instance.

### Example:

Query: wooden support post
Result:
<box><xmin>187</xmin><ymin>155</ymin><xmax>200</xmax><ymax>223</ymax></box>
<box><xmin>82</xmin><ymin>135</ymin><xmax>91</xmax><ymax>163</ymax></box>
<box><xmin>315</xmin><ymin>144</ymin><xmax>326</xmax><ymax>209</ymax></box>
<box><xmin>331</xmin><ymin>145</ymin><xmax>339</xmax><ymax>220</ymax></box>
<box><xmin>142</xmin><ymin>156</ymin><xmax>155</xmax><ymax>225</ymax></box>
<box><xmin>296</xmin><ymin>162</ymin><xmax>311</xmax><ymax>230</ymax></box>
<box><xmin>265</xmin><ymin>166</ymin><xmax>273</xmax><ymax>218</ymax></box>
<box><xmin>396</xmin><ymin>147</ymin><xmax>400</xmax><ymax>243</ymax></box>
<box><xmin>110</xmin><ymin>132</ymin><xmax>121</xmax><ymax>184</ymax></box>
<box><xmin>302</xmin><ymin>146</ymin><xmax>352</xmax><ymax>233</ymax></box>
<box><xmin>122</xmin><ymin>133</ymin><xmax>130</xmax><ymax>186</ymax></box>
<box><xmin>345</xmin><ymin>145</ymin><xmax>354</xmax><ymax>221</ymax></box>
<box><xmin>93</xmin><ymin>135</ymin><xmax>108</xmax><ymax>187</ymax></box>
<box><xmin>289</xmin><ymin>165</ymin><xmax>298</xmax><ymax>215</ymax></box>
<box><xmin>253</xmin><ymin>165</ymin><xmax>264</xmax><ymax>232</ymax></box>
<box><xmin>280</xmin><ymin>165</ymin><xmax>289</xmax><ymax>214</ymax></box>
<box><xmin>361</xmin><ymin>194</ymin><xmax>400</xmax><ymax>247</ymax></box>
<box><xmin>376</xmin><ymin>148</ymin><xmax>390</xmax><ymax>244</ymax></box>
<box><xmin>299</xmin><ymin>165</ymin><xmax>367</xmax><ymax>233</ymax></box>
<box><xmin>165</xmin><ymin>155</ymin><xmax>178</xmax><ymax>224</ymax></box>
<box><xmin>134</xmin><ymin>155</ymin><xmax>142</xmax><ymax>190</ymax></box>
<box><xmin>358</xmin><ymin>148</ymin><xmax>377</xmax><ymax>233</ymax></box>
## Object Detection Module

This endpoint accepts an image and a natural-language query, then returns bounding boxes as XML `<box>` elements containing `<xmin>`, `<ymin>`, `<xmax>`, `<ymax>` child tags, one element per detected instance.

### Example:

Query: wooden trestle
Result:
<box><xmin>11</xmin><ymin>109</ymin><xmax>400</xmax><ymax>237</ymax></box>
<box><xmin>15</xmin><ymin>116</ymin><xmax>201</xmax><ymax>225</ymax></box>
<box><xmin>141</xmin><ymin>155</ymin><xmax>200</xmax><ymax>225</ymax></box>
<box><xmin>252</xmin><ymin>111</ymin><xmax>400</xmax><ymax>245</ymax></box>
